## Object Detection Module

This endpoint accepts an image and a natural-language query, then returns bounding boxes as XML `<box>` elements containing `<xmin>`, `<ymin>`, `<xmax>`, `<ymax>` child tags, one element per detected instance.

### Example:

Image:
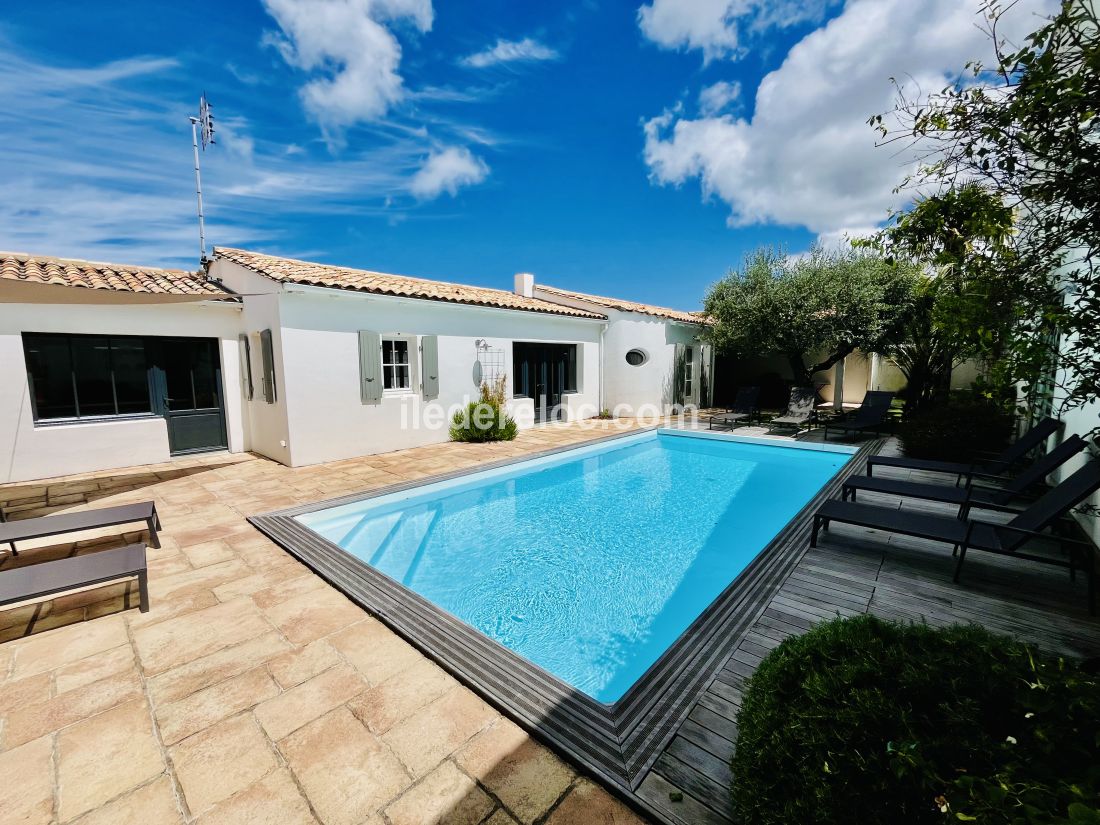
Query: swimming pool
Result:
<box><xmin>295</xmin><ymin>429</ymin><xmax>852</xmax><ymax>703</ymax></box>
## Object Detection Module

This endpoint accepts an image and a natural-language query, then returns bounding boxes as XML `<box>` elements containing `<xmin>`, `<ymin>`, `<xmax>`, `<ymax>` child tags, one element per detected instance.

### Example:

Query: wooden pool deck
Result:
<box><xmin>634</xmin><ymin>432</ymin><xmax>1100</xmax><ymax>825</ymax></box>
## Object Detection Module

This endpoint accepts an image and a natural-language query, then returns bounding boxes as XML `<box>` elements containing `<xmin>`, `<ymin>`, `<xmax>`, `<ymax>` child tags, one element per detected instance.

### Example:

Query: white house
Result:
<box><xmin>520</xmin><ymin>278</ymin><xmax>711</xmax><ymax>416</ymax></box>
<box><xmin>0</xmin><ymin>248</ymin><xmax>710</xmax><ymax>484</ymax></box>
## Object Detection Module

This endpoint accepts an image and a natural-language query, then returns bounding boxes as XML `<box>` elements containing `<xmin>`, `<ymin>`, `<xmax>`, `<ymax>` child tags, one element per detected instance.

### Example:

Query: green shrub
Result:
<box><xmin>449</xmin><ymin>402</ymin><xmax>518</xmax><ymax>442</ymax></box>
<box><xmin>731</xmin><ymin>615</ymin><xmax>1100</xmax><ymax>825</ymax></box>
<box><xmin>898</xmin><ymin>396</ymin><xmax>1015</xmax><ymax>462</ymax></box>
<box><xmin>449</xmin><ymin>376</ymin><xmax>518</xmax><ymax>443</ymax></box>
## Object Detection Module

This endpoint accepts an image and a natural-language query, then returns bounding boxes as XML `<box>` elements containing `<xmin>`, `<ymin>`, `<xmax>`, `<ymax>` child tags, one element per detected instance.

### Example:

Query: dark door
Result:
<box><xmin>513</xmin><ymin>343</ymin><xmax>576</xmax><ymax>422</ymax></box>
<box><xmin>150</xmin><ymin>338</ymin><xmax>227</xmax><ymax>454</ymax></box>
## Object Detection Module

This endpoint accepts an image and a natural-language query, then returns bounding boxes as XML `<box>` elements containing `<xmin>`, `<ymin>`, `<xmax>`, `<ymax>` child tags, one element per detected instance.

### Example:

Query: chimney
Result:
<box><xmin>514</xmin><ymin>272</ymin><xmax>535</xmax><ymax>298</ymax></box>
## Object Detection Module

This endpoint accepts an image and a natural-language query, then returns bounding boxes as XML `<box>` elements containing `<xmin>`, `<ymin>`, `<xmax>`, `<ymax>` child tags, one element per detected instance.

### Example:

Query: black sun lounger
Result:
<box><xmin>824</xmin><ymin>392</ymin><xmax>895</xmax><ymax>440</ymax></box>
<box><xmin>709</xmin><ymin>387</ymin><xmax>760</xmax><ymax>430</ymax></box>
<box><xmin>769</xmin><ymin>387</ymin><xmax>817</xmax><ymax>432</ymax></box>
<box><xmin>843</xmin><ymin>435</ymin><xmax>1090</xmax><ymax>515</ymax></box>
<box><xmin>813</xmin><ymin>460</ymin><xmax>1100</xmax><ymax>613</ymax></box>
<box><xmin>866</xmin><ymin>416</ymin><xmax>1062</xmax><ymax>479</ymax></box>
<box><xmin>1</xmin><ymin>501</ymin><xmax>161</xmax><ymax>557</ymax></box>
<box><xmin>0</xmin><ymin>543</ymin><xmax>149</xmax><ymax>613</ymax></box>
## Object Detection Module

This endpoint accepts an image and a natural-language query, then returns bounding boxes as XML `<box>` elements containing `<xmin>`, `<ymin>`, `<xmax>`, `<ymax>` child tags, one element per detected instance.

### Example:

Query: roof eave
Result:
<box><xmin>277</xmin><ymin>281</ymin><xmax>607</xmax><ymax>321</ymax></box>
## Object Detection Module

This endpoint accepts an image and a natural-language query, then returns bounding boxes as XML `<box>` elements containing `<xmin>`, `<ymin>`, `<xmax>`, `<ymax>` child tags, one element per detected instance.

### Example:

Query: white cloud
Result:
<box><xmin>0</xmin><ymin>41</ymin><xmax>433</xmax><ymax>267</ymax></box>
<box><xmin>409</xmin><ymin>146</ymin><xmax>488</xmax><ymax>199</ymax></box>
<box><xmin>261</xmin><ymin>0</ymin><xmax>433</xmax><ymax>136</ymax></box>
<box><xmin>638</xmin><ymin>0</ymin><xmax>834</xmax><ymax>62</ymax></box>
<box><xmin>643</xmin><ymin>0</ymin><xmax>1057</xmax><ymax>238</ymax></box>
<box><xmin>698</xmin><ymin>80</ymin><xmax>741</xmax><ymax>115</ymax></box>
<box><xmin>461</xmin><ymin>37</ymin><xmax>559</xmax><ymax>69</ymax></box>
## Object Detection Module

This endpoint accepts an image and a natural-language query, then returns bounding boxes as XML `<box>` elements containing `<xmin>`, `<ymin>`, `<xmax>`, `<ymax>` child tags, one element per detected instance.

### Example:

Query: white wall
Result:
<box><xmin>209</xmin><ymin>261</ymin><xmax>293</xmax><ymax>465</ymax></box>
<box><xmin>872</xmin><ymin>355</ymin><xmax>985</xmax><ymax>395</ymax></box>
<box><xmin>602</xmin><ymin>311</ymin><xmax>702</xmax><ymax>414</ymax></box>
<box><xmin>235</xmin><ymin>284</ymin><xmax>603</xmax><ymax>467</ymax></box>
<box><xmin>530</xmin><ymin>289</ymin><xmax>705</xmax><ymax>415</ymax></box>
<box><xmin>1046</xmin><ymin>296</ymin><xmax>1100</xmax><ymax>544</ymax></box>
<box><xmin>0</xmin><ymin>300</ymin><xmax>247</xmax><ymax>484</ymax></box>
<box><xmin>1050</xmin><ymin>396</ymin><xmax>1100</xmax><ymax>543</ymax></box>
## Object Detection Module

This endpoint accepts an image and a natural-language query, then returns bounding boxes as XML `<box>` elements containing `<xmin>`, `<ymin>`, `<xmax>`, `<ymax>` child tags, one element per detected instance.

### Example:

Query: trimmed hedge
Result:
<box><xmin>898</xmin><ymin>397</ymin><xmax>1015</xmax><ymax>462</ymax></box>
<box><xmin>731</xmin><ymin>615</ymin><xmax>1100</xmax><ymax>824</ymax></box>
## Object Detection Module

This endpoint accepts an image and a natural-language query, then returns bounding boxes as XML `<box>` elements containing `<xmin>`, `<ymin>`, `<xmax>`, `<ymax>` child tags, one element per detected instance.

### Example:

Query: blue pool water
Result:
<box><xmin>298</xmin><ymin>431</ymin><xmax>851</xmax><ymax>703</ymax></box>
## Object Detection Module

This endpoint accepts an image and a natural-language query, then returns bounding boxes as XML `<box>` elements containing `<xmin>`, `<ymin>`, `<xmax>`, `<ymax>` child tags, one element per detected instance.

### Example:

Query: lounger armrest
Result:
<box><xmin>970</xmin><ymin>449</ymin><xmax>1005</xmax><ymax>460</ymax></box>
<box><xmin>967</xmin><ymin>519</ymin><xmax>1097</xmax><ymax>549</ymax></box>
<box><xmin>965</xmin><ymin>468</ymin><xmax>1009</xmax><ymax>481</ymax></box>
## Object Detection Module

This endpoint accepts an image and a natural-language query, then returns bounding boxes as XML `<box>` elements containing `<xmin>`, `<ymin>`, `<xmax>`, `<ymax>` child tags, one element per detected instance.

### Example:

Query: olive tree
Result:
<box><xmin>703</xmin><ymin>246</ymin><xmax>919</xmax><ymax>388</ymax></box>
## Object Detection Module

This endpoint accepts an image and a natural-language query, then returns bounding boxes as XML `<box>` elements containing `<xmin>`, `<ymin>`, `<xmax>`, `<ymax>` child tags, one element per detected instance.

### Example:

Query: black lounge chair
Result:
<box><xmin>1</xmin><ymin>543</ymin><xmax>149</xmax><ymax>614</ymax></box>
<box><xmin>769</xmin><ymin>387</ymin><xmax>817</xmax><ymax>433</ymax></box>
<box><xmin>837</xmin><ymin>390</ymin><xmax>895</xmax><ymax>416</ymax></box>
<box><xmin>709</xmin><ymin>387</ymin><xmax>760</xmax><ymax>430</ymax></box>
<box><xmin>843</xmin><ymin>435</ymin><xmax>1091</xmax><ymax>516</ymax></box>
<box><xmin>1</xmin><ymin>501</ymin><xmax>161</xmax><ymax>557</ymax></box>
<box><xmin>824</xmin><ymin>391</ymin><xmax>896</xmax><ymax>440</ymax></box>
<box><xmin>813</xmin><ymin>460</ymin><xmax>1100</xmax><ymax>613</ymax></box>
<box><xmin>867</xmin><ymin>416</ymin><xmax>1062</xmax><ymax>479</ymax></box>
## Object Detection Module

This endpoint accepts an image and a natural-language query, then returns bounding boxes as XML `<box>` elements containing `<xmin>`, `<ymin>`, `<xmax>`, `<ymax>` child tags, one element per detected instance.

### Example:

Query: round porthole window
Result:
<box><xmin>625</xmin><ymin>348</ymin><xmax>648</xmax><ymax>366</ymax></box>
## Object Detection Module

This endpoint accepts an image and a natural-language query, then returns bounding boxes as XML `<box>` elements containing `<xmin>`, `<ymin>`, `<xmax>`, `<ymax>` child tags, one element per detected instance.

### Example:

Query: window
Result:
<box><xmin>683</xmin><ymin>346</ymin><xmax>694</xmax><ymax>398</ymax></box>
<box><xmin>382</xmin><ymin>337</ymin><xmax>414</xmax><ymax>392</ymax></box>
<box><xmin>23</xmin><ymin>333</ymin><xmax>151</xmax><ymax>421</ymax></box>
<box><xmin>625</xmin><ymin>348</ymin><xmax>648</xmax><ymax>367</ymax></box>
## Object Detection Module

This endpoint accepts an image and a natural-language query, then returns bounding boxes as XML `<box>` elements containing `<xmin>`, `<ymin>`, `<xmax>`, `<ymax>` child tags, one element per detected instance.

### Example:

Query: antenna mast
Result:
<box><xmin>189</xmin><ymin>94</ymin><xmax>215</xmax><ymax>263</ymax></box>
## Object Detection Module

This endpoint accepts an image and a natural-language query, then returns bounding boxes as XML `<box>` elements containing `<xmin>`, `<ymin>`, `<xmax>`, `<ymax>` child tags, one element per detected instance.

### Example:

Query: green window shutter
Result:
<box><xmin>688</xmin><ymin>345</ymin><xmax>702</xmax><ymax>408</ymax></box>
<box><xmin>260</xmin><ymin>329</ymin><xmax>277</xmax><ymax>404</ymax></box>
<box><xmin>421</xmin><ymin>335</ymin><xmax>439</xmax><ymax>399</ymax></box>
<box><xmin>673</xmin><ymin>343</ymin><xmax>686</xmax><ymax>406</ymax></box>
<box><xmin>358</xmin><ymin>330</ymin><xmax>383</xmax><ymax>404</ymax></box>
<box><xmin>238</xmin><ymin>334</ymin><xmax>254</xmax><ymax>401</ymax></box>
<box><xmin>699</xmin><ymin>343</ymin><xmax>713</xmax><ymax>408</ymax></box>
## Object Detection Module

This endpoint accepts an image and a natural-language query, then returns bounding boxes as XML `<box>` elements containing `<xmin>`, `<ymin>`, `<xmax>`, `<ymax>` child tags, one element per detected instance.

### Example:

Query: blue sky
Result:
<box><xmin>0</xmin><ymin>0</ymin><xmax>1053</xmax><ymax>308</ymax></box>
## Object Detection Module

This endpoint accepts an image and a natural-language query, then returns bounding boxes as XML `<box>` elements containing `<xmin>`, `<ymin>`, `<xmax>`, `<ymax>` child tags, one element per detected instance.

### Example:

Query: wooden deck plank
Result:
<box><xmin>677</xmin><ymin>718</ymin><xmax>735</xmax><ymax>761</ymax></box>
<box><xmin>705</xmin><ymin>675</ymin><xmax>743</xmax><ymax>706</ymax></box>
<box><xmin>666</xmin><ymin>734</ymin><xmax>733</xmax><ymax>787</ymax></box>
<box><xmin>751</xmin><ymin>613</ymin><xmax>806</xmax><ymax>640</ymax></box>
<box><xmin>688</xmin><ymin>704</ymin><xmax>738</xmax><ymax>744</ymax></box>
<box><xmin>780</xmin><ymin>578</ymin><xmax>872</xmax><ymax>611</ymax></box>
<box><xmin>697</xmin><ymin>688</ymin><xmax>740</xmax><ymax>720</ymax></box>
<box><xmin>635</xmin><ymin>772</ymin><xmax>733</xmax><ymax>825</ymax></box>
<box><xmin>653</xmin><ymin>752</ymin><xmax>733</xmax><ymax>817</ymax></box>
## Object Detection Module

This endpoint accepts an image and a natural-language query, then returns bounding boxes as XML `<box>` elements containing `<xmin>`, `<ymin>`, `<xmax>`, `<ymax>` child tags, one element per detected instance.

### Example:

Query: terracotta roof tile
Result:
<box><xmin>214</xmin><ymin>247</ymin><xmax>606</xmax><ymax>320</ymax></box>
<box><xmin>536</xmin><ymin>284</ymin><xmax>707</xmax><ymax>325</ymax></box>
<box><xmin>0</xmin><ymin>251</ymin><xmax>230</xmax><ymax>297</ymax></box>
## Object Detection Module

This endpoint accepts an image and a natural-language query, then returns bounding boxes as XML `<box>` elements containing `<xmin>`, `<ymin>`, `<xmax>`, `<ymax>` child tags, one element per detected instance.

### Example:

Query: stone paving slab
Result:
<box><xmin>0</xmin><ymin>419</ymin><xmax>654</xmax><ymax>825</ymax></box>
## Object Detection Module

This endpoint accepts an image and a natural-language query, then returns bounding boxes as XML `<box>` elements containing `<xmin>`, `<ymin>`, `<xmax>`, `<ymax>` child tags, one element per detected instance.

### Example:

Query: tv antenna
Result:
<box><xmin>189</xmin><ymin>94</ymin><xmax>215</xmax><ymax>263</ymax></box>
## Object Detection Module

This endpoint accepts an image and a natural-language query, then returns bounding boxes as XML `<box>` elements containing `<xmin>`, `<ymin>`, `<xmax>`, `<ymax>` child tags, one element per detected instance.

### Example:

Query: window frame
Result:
<box><xmin>22</xmin><ymin>332</ymin><xmax>154</xmax><ymax>424</ymax></box>
<box><xmin>380</xmin><ymin>334</ymin><xmax>418</xmax><ymax>395</ymax></box>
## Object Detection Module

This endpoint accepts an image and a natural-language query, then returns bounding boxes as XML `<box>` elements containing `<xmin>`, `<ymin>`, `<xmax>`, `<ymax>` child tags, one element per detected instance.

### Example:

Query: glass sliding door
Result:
<box><xmin>512</xmin><ymin>342</ymin><xmax>577</xmax><ymax>422</ymax></box>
